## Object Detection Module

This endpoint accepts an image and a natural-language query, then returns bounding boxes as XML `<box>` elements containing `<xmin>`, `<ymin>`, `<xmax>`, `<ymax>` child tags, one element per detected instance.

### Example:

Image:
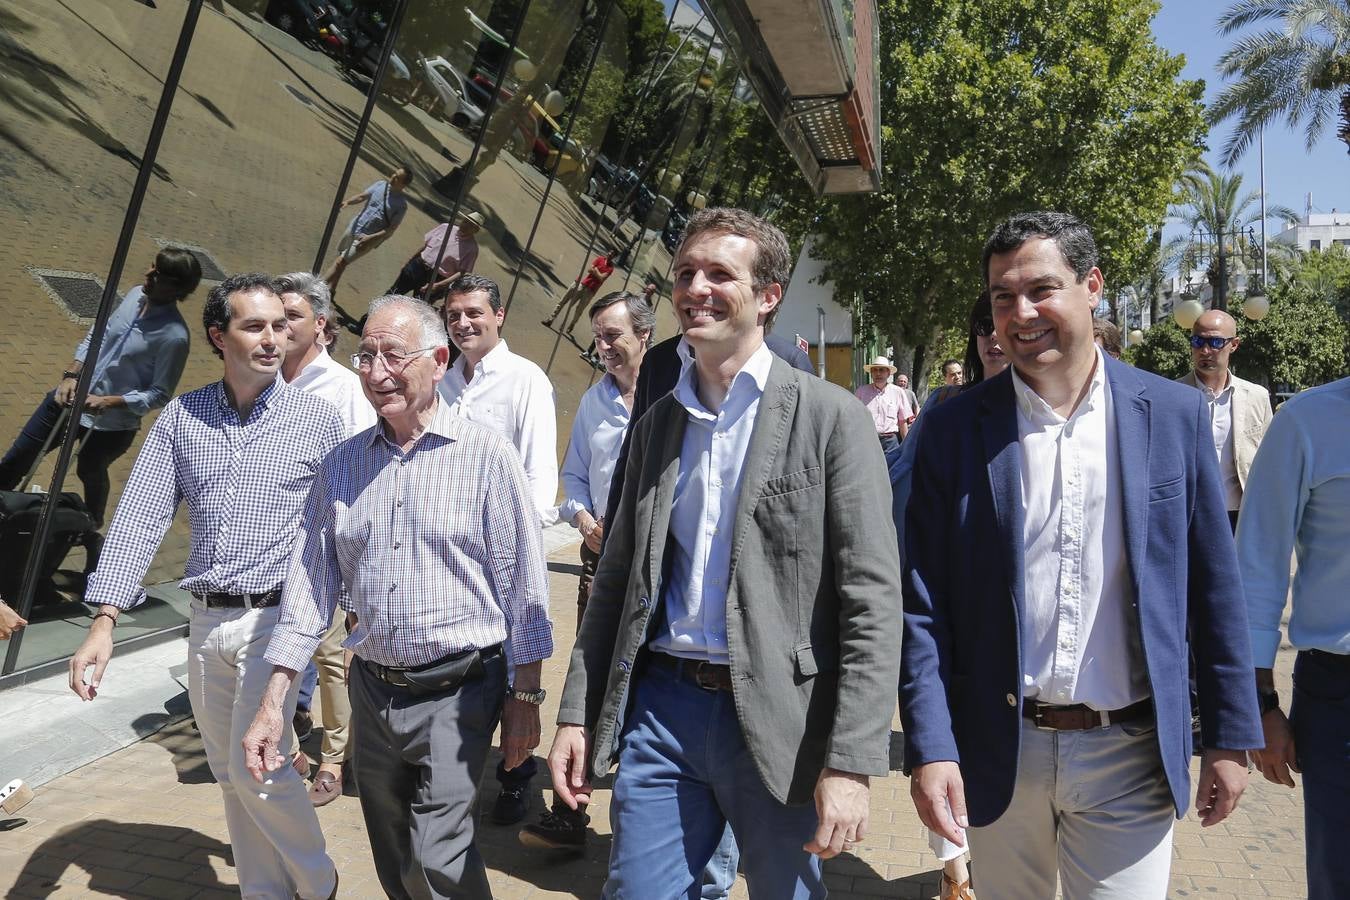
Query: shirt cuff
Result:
<box><xmin>264</xmin><ymin>630</ymin><xmax>323</xmax><ymax>673</ymax></box>
<box><xmin>507</xmin><ymin>617</ymin><xmax>554</xmax><ymax>668</ymax></box>
<box><xmin>558</xmin><ymin>497</ymin><xmax>586</xmax><ymax>525</ymax></box>
<box><xmin>1249</xmin><ymin>628</ymin><xmax>1282</xmax><ymax>669</ymax></box>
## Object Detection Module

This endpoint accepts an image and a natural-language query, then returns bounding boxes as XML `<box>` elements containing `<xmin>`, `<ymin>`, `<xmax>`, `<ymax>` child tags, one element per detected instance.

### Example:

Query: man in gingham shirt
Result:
<box><xmin>69</xmin><ymin>274</ymin><xmax>346</xmax><ymax>900</ymax></box>
<box><xmin>244</xmin><ymin>295</ymin><xmax>552</xmax><ymax>899</ymax></box>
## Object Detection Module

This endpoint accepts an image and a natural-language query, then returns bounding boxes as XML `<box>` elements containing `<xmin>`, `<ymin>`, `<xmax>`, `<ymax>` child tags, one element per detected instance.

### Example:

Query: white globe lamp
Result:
<box><xmin>1173</xmin><ymin>298</ymin><xmax>1204</xmax><ymax>330</ymax></box>
<box><xmin>512</xmin><ymin>58</ymin><xmax>537</xmax><ymax>81</ymax></box>
<box><xmin>542</xmin><ymin>90</ymin><xmax>565</xmax><ymax>117</ymax></box>
<box><xmin>1242</xmin><ymin>291</ymin><xmax>1270</xmax><ymax>321</ymax></box>
<box><xmin>1128</xmin><ymin>328</ymin><xmax>1144</xmax><ymax>345</ymax></box>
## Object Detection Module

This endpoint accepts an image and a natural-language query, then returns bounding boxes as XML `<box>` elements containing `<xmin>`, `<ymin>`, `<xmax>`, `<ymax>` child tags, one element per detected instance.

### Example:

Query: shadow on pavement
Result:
<box><xmin>10</xmin><ymin>819</ymin><xmax>233</xmax><ymax>897</ymax></box>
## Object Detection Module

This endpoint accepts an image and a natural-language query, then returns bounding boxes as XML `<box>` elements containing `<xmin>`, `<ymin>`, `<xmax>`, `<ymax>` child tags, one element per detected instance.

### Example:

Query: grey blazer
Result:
<box><xmin>557</xmin><ymin>354</ymin><xmax>904</xmax><ymax>805</ymax></box>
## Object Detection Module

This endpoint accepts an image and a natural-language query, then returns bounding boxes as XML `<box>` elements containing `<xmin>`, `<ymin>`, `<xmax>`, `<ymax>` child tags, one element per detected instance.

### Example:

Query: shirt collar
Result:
<box><xmin>674</xmin><ymin>340</ymin><xmax>773</xmax><ymax>419</ymax></box>
<box><xmin>368</xmin><ymin>396</ymin><xmax>456</xmax><ymax>449</ymax></box>
<box><xmin>1198</xmin><ymin>370</ymin><xmax>1233</xmax><ymax>400</ymax></box>
<box><xmin>1010</xmin><ymin>347</ymin><xmax>1108</xmax><ymax>425</ymax></box>
<box><xmin>476</xmin><ymin>339</ymin><xmax>510</xmax><ymax>375</ymax></box>
<box><xmin>215</xmin><ymin>375</ymin><xmax>285</xmax><ymax>415</ymax></box>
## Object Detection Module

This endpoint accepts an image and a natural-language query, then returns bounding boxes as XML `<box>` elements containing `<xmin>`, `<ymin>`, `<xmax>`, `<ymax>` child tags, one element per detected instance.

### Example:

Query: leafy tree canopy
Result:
<box><xmin>809</xmin><ymin>0</ymin><xmax>1206</xmax><ymax>381</ymax></box>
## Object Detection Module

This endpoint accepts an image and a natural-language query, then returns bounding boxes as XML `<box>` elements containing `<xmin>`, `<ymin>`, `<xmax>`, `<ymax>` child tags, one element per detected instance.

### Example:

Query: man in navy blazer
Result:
<box><xmin>901</xmin><ymin>212</ymin><xmax>1263</xmax><ymax>898</ymax></box>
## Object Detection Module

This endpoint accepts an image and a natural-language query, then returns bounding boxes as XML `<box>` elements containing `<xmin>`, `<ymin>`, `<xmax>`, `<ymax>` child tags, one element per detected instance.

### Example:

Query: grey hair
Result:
<box><xmin>589</xmin><ymin>290</ymin><xmax>655</xmax><ymax>338</ymax></box>
<box><xmin>365</xmin><ymin>295</ymin><xmax>449</xmax><ymax>348</ymax></box>
<box><xmin>272</xmin><ymin>272</ymin><xmax>332</xmax><ymax>321</ymax></box>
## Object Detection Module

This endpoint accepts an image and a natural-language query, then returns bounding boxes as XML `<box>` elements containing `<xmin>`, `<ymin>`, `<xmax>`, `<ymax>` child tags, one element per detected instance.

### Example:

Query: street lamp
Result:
<box><xmin>542</xmin><ymin>90</ymin><xmax>565</xmax><ymax>117</ymax></box>
<box><xmin>1242</xmin><ymin>283</ymin><xmax>1271</xmax><ymax>320</ymax></box>
<box><xmin>513</xmin><ymin>59</ymin><xmax>537</xmax><ymax>81</ymax></box>
<box><xmin>1187</xmin><ymin>225</ymin><xmax>1260</xmax><ymax>312</ymax></box>
<box><xmin>1128</xmin><ymin>328</ymin><xmax>1145</xmax><ymax>345</ymax></box>
<box><xmin>1173</xmin><ymin>298</ymin><xmax>1204</xmax><ymax>329</ymax></box>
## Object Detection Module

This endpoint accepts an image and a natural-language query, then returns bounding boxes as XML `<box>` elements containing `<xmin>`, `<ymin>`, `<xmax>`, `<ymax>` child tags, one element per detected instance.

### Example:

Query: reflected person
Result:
<box><xmin>0</xmin><ymin>248</ymin><xmax>202</xmax><ymax>525</ymax></box>
<box><xmin>68</xmin><ymin>274</ymin><xmax>345</xmax><ymax>900</ymax></box>
<box><xmin>245</xmin><ymin>295</ymin><xmax>553</xmax><ymax>899</ymax></box>
<box><xmin>321</xmin><ymin>164</ymin><xmax>412</xmax><ymax>294</ymax></box>
<box><xmin>388</xmin><ymin>209</ymin><xmax>484</xmax><ymax>302</ymax></box>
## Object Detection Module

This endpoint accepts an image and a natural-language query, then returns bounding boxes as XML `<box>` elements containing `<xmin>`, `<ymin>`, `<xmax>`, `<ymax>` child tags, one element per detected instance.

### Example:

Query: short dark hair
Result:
<box><xmin>1093</xmin><ymin>318</ymin><xmax>1123</xmax><ymax>358</ymax></box>
<box><xmin>588</xmin><ymin>290</ymin><xmax>656</xmax><ymax>338</ymax></box>
<box><xmin>393</xmin><ymin>163</ymin><xmax>414</xmax><ymax>186</ymax></box>
<box><xmin>444</xmin><ymin>273</ymin><xmax>501</xmax><ymax>312</ymax></box>
<box><xmin>982</xmin><ymin>211</ymin><xmax>1098</xmax><ymax>286</ymax></box>
<box><xmin>941</xmin><ymin>358</ymin><xmax>963</xmax><ymax>374</ymax></box>
<box><xmin>679</xmin><ymin>207</ymin><xmax>792</xmax><ymax>328</ymax></box>
<box><xmin>203</xmin><ymin>273</ymin><xmax>278</xmax><ymax>358</ymax></box>
<box><xmin>154</xmin><ymin>247</ymin><xmax>203</xmax><ymax>300</ymax></box>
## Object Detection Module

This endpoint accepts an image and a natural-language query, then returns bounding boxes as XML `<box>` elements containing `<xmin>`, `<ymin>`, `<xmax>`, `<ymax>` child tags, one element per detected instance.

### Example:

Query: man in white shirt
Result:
<box><xmin>438</xmin><ymin>272</ymin><xmax>558</xmax><ymax>825</ymax></box>
<box><xmin>1174</xmin><ymin>310</ymin><xmax>1272</xmax><ymax>532</ymax></box>
<box><xmin>276</xmin><ymin>273</ymin><xmax>378</xmax><ymax>806</ymax></box>
<box><xmin>902</xmin><ymin>211</ymin><xmax>1261</xmax><ymax>898</ymax></box>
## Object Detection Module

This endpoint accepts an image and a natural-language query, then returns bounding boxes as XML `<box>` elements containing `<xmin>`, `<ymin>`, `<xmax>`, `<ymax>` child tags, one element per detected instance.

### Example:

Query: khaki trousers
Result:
<box><xmin>312</xmin><ymin>607</ymin><xmax>352</xmax><ymax>764</ymax></box>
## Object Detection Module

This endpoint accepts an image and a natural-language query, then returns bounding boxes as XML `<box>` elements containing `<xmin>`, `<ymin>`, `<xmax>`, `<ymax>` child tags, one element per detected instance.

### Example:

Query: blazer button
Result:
<box><xmin>638</xmin><ymin>597</ymin><xmax>651</xmax><ymax>610</ymax></box>
<box><xmin>1006</xmin><ymin>693</ymin><xmax>1017</xmax><ymax>707</ymax></box>
<box><xmin>617</xmin><ymin>660</ymin><xmax>631</xmax><ymax>673</ymax></box>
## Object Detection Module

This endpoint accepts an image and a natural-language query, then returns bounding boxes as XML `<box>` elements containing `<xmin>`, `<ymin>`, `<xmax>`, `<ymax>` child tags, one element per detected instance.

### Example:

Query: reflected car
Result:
<box><xmin>264</xmin><ymin>0</ymin><xmax>346</xmax><ymax>48</ymax></box>
<box><xmin>662</xmin><ymin>210</ymin><xmax>687</xmax><ymax>252</ymax></box>
<box><xmin>414</xmin><ymin>56</ymin><xmax>485</xmax><ymax>134</ymax></box>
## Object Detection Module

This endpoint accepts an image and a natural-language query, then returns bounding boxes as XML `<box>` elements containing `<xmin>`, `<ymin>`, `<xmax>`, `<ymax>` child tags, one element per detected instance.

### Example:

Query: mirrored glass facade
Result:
<box><xmin>0</xmin><ymin>0</ymin><xmax>810</xmax><ymax>681</ymax></box>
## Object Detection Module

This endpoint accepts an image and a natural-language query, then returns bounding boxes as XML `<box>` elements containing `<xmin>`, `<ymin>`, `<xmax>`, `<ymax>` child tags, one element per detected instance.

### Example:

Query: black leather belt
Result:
<box><xmin>1023</xmin><ymin>697</ymin><xmax>1152</xmax><ymax>731</ymax></box>
<box><xmin>648</xmin><ymin>652</ymin><xmax>733</xmax><ymax>691</ymax></box>
<box><xmin>363</xmin><ymin>644</ymin><xmax>503</xmax><ymax>690</ymax></box>
<box><xmin>192</xmin><ymin>589</ymin><xmax>281</xmax><ymax>609</ymax></box>
<box><xmin>1305</xmin><ymin>648</ymin><xmax>1350</xmax><ymax>670</ymax></box>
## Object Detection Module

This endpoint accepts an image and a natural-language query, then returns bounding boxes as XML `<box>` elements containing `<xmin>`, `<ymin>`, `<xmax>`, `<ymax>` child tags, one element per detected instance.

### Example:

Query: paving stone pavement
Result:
<box><xmin>0</xmin><ymin>541</ymin><xmax>1309</xmax><ymax>899</ymax></box>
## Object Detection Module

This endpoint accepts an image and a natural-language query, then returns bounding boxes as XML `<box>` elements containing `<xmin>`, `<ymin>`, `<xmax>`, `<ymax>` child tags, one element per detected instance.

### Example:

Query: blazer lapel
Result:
<box><xmin>647</xmin><ymin>397</ymin><xmax>687</xmax><ymax>590</ymax></box>
<box><xmin>1108</xmin><ymin>358</ymin><xmax>1150</xmax><ymax>594</ymax></box>
<box><xmin>979</xmin><ymin>373</ymin><xmax>1026</xmax><ymax>620</ymax></box>
<box><xmin>727</xmin><ymin>356</ymin><xmax>797</xmax><ymax>581</ymax></box>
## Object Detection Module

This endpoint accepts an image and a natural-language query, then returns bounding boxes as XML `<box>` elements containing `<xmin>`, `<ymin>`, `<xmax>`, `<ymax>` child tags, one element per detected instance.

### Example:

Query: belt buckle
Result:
<box><xmin>1030</xmin><ymin>702</ymin><xmax>1054</xmax><ymax>731</ymax></box>
<box><xmin>693</xmin><ymin>662</ymin><xmax>721</xmax><ymax>691</ymax></box>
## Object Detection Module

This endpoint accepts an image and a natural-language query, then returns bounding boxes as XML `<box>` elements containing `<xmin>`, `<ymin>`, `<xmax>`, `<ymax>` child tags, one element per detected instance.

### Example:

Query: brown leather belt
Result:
<box><xmin>1022</xmin><ymin>697</ymin><xmax>1152</xmax><ymax>731</ymax></box>
<box><xmin>191</xmin><ymin>588</ymin><xmax>281</xmax><ymax>609</ymax></box>
<box><xmin>648</xmin><ymin>652</ymin><xmax>733</xmax><ymax>691</ymax></box>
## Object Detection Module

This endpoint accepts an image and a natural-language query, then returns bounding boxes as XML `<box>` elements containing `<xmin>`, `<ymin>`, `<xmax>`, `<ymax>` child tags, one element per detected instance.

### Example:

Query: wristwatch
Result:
<box><xmin>1258</xmin><ymin>689</ymin><xmax>1281</xmax><ymax>715</ymax></box>
<box><xmin>508</xmin><ymin>686</ymin><xmax>547</xmax><ymax>705</ymax></box>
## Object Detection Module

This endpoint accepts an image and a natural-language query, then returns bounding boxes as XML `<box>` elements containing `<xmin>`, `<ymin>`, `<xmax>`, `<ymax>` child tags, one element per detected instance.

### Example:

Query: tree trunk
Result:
<box><xmin>1340</xmin><ymin>87</ymin><xmax>1350</xmax><ymax>157</ymax></box>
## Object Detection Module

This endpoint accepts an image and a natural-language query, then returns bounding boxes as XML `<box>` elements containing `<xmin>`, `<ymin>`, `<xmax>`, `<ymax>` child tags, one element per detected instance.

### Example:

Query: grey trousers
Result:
<box><xmin>349</xmin><ymin>653</ymin><xmax>507</xmax><ymax>899</ymax></box>
<box><xmin>967</xmin><ymin>719</ymin><xmax>1176</xmax><ymax>899</ymax></box>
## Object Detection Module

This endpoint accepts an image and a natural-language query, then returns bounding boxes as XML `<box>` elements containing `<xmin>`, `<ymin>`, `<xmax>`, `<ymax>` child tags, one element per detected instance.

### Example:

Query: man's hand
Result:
<box><xmin>500</xmin><ymin>697</ymin><xmax>542</xmax><ymax>771</ymax></box>
<box><xmin>1195</xmin><ymin>748</ymin><xmax>1249</xmax><ymax>827</ymax></box>
<box><xmin>804</xmin><ymin>769</ymin><xmax>870</xmax><ymax>859</ymax></box>
<box><xmin>82</xmin><ymin>395</ymin><xmax>123</xmax><ymax>412</ymax></box>
<box><xmin>910</xmin><ymin>761</ymin><xmax>968</xmax><ymax>846</ymax></box>
<box><xmin>68</xmin><ymin>615</ymin><xmax>117</xmax><ymax>700</ymax></box>
<box><xmin>547</xmin><ymin>725</ymin><xmax>594</xmax><ymax>810</ymax></box>
<box><xmin>0</xmin><ymin>602</ymin><xmax>28</xmax><ymax>639</ymax></box>
<box><xmin>55</xmin><ymin>378</ymin><xmax>78</xmax><ymax>406</ymax></box>
<box><xmin>1250</xmin><ymin>709</ymin><xmax>1299</xmax><ymax>788</ymax></box>
<box><xmin>241</xmin><ymin>704</ymin><xmax>288</xmax><ymax>782</ymax></box>
<box><xmin>584</xmin><ymin>519</ymin><xmax>604</xmax><ymax>554</ymax></box>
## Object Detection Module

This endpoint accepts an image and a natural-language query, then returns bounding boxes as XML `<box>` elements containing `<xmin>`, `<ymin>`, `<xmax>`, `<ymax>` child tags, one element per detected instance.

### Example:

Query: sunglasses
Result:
<box><xmin>973</xmin><ymin>317</ymin><xmax>995</xmax><ymax>337</ymax></box>
<box><xmin>1189</xmin><ymin>335</ymin><xmax>1235</xmax><ymax>350</ymax></box>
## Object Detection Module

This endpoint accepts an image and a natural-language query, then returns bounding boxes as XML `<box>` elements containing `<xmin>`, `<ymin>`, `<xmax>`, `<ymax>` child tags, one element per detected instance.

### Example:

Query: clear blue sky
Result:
<box><xmin>1152</xmin><ymin>1</ymin><xmax>1350</xmax><ymax>234</ymax></box>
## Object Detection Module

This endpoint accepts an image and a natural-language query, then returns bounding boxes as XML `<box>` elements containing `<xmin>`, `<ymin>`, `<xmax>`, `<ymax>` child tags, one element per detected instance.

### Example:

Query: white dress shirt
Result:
<box><xmin>650</xmin><ymin>341</ymin><xmax>773</xmax><ymax>665</ymax></box>
<box><xmin>1198</xmin><ymin>374</ymin><xmax>1241</xmax><ymax>511</ymax></box>
<box><xmin>1013</xmin><ymin>350</ymin><xmax>1148</xmax><ymax>710</ymax></box>
<box><xmin>437</xmin><ymin>340</ymin><xmax>559</xmax><ymax>525</ymax></box>
<box><xmin>289</xmin><ymin>348</ymin><xmax>378</xmax><ymax>438</ymax></box>
<box><xmin>559</xmin><ymin>374</ymin><xmax>629</xmax><ymax>526</ymax></box>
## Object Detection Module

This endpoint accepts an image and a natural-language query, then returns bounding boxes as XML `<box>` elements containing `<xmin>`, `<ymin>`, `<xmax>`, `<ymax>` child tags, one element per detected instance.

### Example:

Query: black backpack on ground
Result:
<box><xmin>0</xmin><ymin>491</ymin><xmax>102</xmax><ymax>605</ymax></box>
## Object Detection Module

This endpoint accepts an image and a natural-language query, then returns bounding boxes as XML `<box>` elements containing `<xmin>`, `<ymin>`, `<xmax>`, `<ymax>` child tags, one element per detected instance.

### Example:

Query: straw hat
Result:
<box><xmin>865</xmin><ymin>355</ymin><xmax>896</xmax><ymax>374</ymax></box>
<box><xmin>458</xmin><ymin>209</ymin><xmax>486</xmax><ymax>228</ymax></box>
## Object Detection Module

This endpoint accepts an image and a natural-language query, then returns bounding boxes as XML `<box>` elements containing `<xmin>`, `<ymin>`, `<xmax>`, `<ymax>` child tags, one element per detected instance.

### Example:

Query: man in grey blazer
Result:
<box><xmin>545</xmin><ymin>208</ymin><xmax>903</xmax><ymax>897</ymax></box>
<box><xmin>1175</xmin><ymin>309</ymin><xmax>1272</xmax><ymax>531</ymax></box>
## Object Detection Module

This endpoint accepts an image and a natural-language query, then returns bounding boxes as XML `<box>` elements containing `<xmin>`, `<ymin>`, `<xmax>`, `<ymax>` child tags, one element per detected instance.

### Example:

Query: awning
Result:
<box><xmin>700</xmin><ymin>0</ymin><xmax>881</xmax><ymax>194</ymax></box>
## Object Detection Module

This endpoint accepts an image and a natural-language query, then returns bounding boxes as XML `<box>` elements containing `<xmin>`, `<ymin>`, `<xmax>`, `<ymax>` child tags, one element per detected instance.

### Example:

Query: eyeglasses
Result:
<box><xmin>973</xmin><ymin>317</ymin><xmax>995</xmax><ymax>337</ymax></box>
<box><xmin>1189</xmin><ymin>336</ymin><xmax>1235</xmax><ymax>351</ymax></box>
<box><xmin>350</xmin><ymin>346</ymin><xmax>438</xmax><ymax>371</ymax></box>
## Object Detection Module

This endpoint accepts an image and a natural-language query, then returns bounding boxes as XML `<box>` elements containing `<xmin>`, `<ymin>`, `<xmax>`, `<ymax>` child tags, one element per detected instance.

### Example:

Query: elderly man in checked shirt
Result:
<box><xmin>243</xmin><ymin>294</ymin><xmax>553</xmax><ymax>900</ymax></box>
<box><xmin>68</xmin><ymin>273</ymin><xmax>347</xmax><ymax>900</ymax></box>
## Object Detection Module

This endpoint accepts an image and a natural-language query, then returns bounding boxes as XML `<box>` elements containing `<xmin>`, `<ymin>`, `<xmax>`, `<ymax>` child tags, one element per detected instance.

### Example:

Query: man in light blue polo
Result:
<box><xmin>1238</xmin><ymin>375</ymin><xmax>1350</xmax><ymax>900</ymax></box>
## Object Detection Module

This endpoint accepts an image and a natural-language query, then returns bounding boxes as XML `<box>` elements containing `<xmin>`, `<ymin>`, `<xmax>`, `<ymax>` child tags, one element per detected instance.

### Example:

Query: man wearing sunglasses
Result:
<box><xmin>1175</xmin><ymin>310</ymin><xmax>1272</xmax><ymax>532</ymax></box>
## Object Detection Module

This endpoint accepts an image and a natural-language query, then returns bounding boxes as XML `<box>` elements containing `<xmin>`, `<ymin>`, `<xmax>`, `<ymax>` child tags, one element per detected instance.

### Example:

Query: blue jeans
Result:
<box><xmin>296</xmin><ymin>661</ymin><xmax>319</xmax><ymax>713</ymax></box>
<box><xmin>604</xmin><ymin>663</ymin><xmax>824</xmax><ymax>899</ymax></box>
<box><xmin>1291</xmin><ymin>649</ymin><xmax>1350</xmax><ymax>900</ymax></box>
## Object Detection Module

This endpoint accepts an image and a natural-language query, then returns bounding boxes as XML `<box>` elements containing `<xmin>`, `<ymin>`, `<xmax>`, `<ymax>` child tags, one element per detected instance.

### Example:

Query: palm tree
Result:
<box><xmin>1209</xmin><ymin>0</ymin><xmax>1350</xmax><ymax>165</ymax></box>
<box><xmin>1166</xmin><ymin>165</ymin><xmax>1298</xmax><ymax>308</ymax></box>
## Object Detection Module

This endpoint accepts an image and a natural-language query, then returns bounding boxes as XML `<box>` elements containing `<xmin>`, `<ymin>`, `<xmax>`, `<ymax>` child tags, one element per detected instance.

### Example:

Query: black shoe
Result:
<box><xmin>492</xmin><ymin>786</ymin><xmax>530</xmax><ymax>825</ymax></box>
<box><xmin>293</xmin><ymin>709</ymin><xmax>314</xmax><ymax>742</ymax></box>
<box><xmin>518</xmin><ymin>803</ymin><xmax>588</xmax><ymax>853</ymax></box>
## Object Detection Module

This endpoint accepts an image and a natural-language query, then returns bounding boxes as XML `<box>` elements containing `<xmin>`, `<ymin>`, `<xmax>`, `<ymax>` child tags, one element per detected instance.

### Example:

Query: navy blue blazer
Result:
<box><xmin>899</xmin><ymin>357</ymin><xmax>1263</xmax><ymax>826</ymax></box>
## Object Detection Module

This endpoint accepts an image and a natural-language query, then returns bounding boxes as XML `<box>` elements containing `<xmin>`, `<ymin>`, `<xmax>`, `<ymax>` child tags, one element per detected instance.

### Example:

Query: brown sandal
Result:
<box><xmin>942</xmin><ymin>871</ymin><xmax>975</xmax><ymax>900</ymax></box>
